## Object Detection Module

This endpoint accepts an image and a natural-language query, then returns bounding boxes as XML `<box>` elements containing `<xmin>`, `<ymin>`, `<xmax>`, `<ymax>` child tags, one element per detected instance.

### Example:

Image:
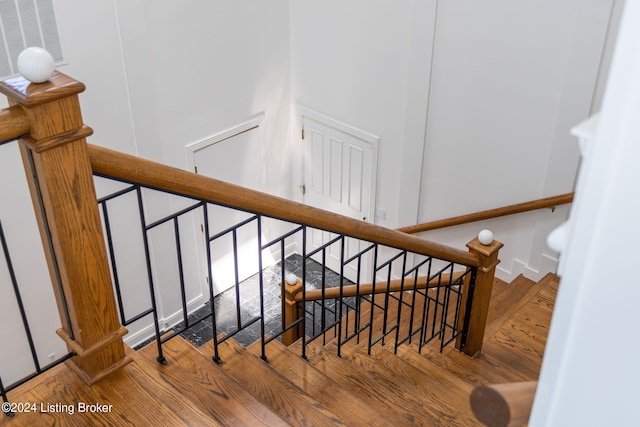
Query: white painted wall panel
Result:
<box><xmin>330</xmin><ymin>136</ymin><xmax>343</xmax><ymax>202</ymax></box>
<box><xmin>415</xmin><ymin>0</ymin><xmax>614</xmax><ymax>279</ymax></box>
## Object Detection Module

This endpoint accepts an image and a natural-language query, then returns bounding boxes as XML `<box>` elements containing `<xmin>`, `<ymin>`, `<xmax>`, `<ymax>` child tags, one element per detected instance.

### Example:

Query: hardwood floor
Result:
<box><xmin>0</xmin><ymin>274</ymin><xmax>558</xmax><ymax>426</ymax></box>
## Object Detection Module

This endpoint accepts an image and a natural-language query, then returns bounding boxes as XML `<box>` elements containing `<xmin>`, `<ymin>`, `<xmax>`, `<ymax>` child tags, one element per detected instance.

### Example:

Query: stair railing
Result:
<box><xmin>0</xmin><ymin>70</ymin><xmax>501</xmax><ymax>395</ymax></box>
<box><xmin>398</xmin><ymin>193</ymin><xmax>574</xmax><ymax>235</ymax></box>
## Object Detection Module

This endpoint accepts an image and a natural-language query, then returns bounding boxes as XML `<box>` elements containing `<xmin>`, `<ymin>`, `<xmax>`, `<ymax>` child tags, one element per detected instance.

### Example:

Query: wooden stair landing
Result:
<box><xmin>1</xmin><ymin>273</ymin><xmax>558</xmax><ymax>426</ymax></box>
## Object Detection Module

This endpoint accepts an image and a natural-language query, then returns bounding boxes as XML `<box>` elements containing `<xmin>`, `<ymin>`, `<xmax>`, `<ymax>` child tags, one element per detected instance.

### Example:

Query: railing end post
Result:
<box><xmin>1</xmin><ymin>68</ymin><xmax>127</xmax><ymax>383</ymax></box>
<box><xmin>457</xmin><ymin>231</ymin><xmax>503</xmax><ymax>356</ymax></box>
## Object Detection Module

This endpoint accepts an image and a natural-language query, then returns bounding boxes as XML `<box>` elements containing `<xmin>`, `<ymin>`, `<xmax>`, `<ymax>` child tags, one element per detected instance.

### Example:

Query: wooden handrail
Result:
<box><xmin>295</xmin><ymin>272</ymin><xmax>464</xmax><ymax>302</ymax></box>
<box><xmin>398</xmin><ymin>193</ymin><xmax>574</xmax><ymax>235</ymax></box>
<box><xmin>470</xmin><ymin>381</ymin><xmax>537</xmax><ymax>427</ymax></box>
<box><xmin>0</xmin><ymin>105</ymin><xmax>30</xmax><ymax>144</ymax></box>
<box><xmin>87</xmin><ymin>144</ymin><xmax>481</xmax><ymax>268</ymax></box>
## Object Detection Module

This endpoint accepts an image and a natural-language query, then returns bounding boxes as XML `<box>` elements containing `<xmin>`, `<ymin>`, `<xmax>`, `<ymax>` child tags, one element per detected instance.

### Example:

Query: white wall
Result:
<box><xmin>531</xmin><ymin>1</ymin><xmax>640</xmax><ymax>423</ymax></box>
<box><xmin>290</xmin><ymin>0</ymin><xmax>416</xmax><ymax>225</ymax></box>
<box><xmin>419</xmin><ymin>1</ymin><xmax>618</xmax><ymax>281</ymax></box>
<box><xmin>0</xmin><ymin>0</ymin><xmax>293</xmax><ymax>354</ymax></box>
<box><xmin>289</xmin><ymin>0</ymin><xmax>619</xmax><ymax>281</ymax></box>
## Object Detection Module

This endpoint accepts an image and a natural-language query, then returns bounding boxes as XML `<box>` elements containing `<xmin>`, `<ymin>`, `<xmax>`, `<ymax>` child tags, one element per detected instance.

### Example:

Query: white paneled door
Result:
<box><xmin>300</xmin><ymin>109</ymin><xmax>378</xmax><ymax>282</ymax></box>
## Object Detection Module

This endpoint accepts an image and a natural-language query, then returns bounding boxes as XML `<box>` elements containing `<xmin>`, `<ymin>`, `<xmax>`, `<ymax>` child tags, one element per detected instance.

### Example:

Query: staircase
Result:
<box><xmin>1</xmin><ymin>273</ymin><xmax>557</xmax><ymax>426</ymax></box>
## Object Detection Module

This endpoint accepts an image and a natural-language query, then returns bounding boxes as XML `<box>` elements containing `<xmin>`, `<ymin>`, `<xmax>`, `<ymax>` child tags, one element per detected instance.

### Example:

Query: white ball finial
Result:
<box><xmin>285</xmin><ymin>273</ymin><xmax>298</xmax><ymax>285</ymax></box>
<box><xmin>478</xmin><ymin>229</ymin><xmax>494</xmax><ymax>245</ymax></box>
<box><xmin>17</xmin><ymin>47</ymin><xmax>55</xmax><ymax>83</ymax></box>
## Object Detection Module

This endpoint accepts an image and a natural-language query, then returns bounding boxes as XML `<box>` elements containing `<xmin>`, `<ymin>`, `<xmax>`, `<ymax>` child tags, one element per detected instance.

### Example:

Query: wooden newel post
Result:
<box><xmin>282</xmin><ymin>277</ymin><xmax>303</xmax><ymax>346</ymax></box>
<box><xmin>456</xmin><ymin>233</ymin><xmax>503</xmax><ymax>357</ymax></box>
<box><xmin>0</xmin><ymin>71</ymin><xmax>129</xmax><ymax>383</ymax></box>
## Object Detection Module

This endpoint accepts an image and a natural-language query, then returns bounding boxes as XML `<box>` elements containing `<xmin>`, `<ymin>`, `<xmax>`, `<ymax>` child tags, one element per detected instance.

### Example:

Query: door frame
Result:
<box><xmin>184</xmin><ymin>113</ymin><xmax>267</xmax><ymax>297</ymax></box>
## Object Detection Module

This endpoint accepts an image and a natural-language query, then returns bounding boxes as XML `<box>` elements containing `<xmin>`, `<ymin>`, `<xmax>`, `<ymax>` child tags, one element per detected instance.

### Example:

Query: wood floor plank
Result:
<box><xmin>352</xmin><ymin>342</ymin><xmax>479</xmax><ymax>426</ymax></box>
<box><xmin>248</xmin><ymin>340</ymin><xmax>397</xmax><ymax>427</ymax></box>
<box><xmin>300</xmin><ymin>339</ymin><xmax>470</xmax><ymax>426</ymax></box>
<box><xmin>482</xmin><ymin>274</ymin><xmax>539</xmax><ymax>341</ymax></box>
<box><xmin>0</xmin><ymin>360</ymin><xmax>194</xmax><ymax>427</ymax></box>
<box><xmin>396</xmin><ymin>343</ymin><xmax>524</xmax><ymax>389</ymax></box>
<box><xmin>136</xmin><ymin>337</ymin><xmax>286</xmax><ymax>427</ymax></box>
<box><xmin>202</xmin><ymin>339</ymin><xmax>349</xmax><ymax>426</ymax></box>
<box><xmin>481</xmin><ymin>275</ymin><xmax>557</xmax><ymax>380</ymax></box>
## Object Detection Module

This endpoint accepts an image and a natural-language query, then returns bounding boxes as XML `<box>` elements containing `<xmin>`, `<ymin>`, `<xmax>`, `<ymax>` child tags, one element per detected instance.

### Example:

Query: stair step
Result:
<box><xmin>358</xmin><ymin>343</ymin><xmax>480</xmax><ymax>426</ymax></box>
<box><xmin>480</xmin><ymin>274</ymin><xmax>559</xmax><ymax>379</ymax></box>
<box><xmin>288</xmin><ymin>338</ymin><xmax>433</xmax><ymax>425</ymax></box>
<box><xmin>3</xmin><ymin>348</ymin><xmax>223</xmax><ymax>426</ymax></box>
<box><xmin>405</xmin><ymin>343</ymin><xmax>530</xmax><ymax>386</ymax></box>
<box><xmin>199</xmin><ymin>338</ymin><xmax>349</xmax><ymax>426</ymax></box>
<box><xmin>136</xmin><ymin>337</ymin><xmax>287</xmax><ymax>426</ymax></box>
<box><xmin>246</xmin><ymin>339</ymin><xmax>397</xmax><ymax>427</ymax></box>
<box><xmin>483</xmin><ymin>274</ymin><xmax>539</xmax><ymax>340</ymax></box>
<box><xmin>296</xmin><ymin>338</ymin><xmax>476</xmax><ymax>426</ymax></box>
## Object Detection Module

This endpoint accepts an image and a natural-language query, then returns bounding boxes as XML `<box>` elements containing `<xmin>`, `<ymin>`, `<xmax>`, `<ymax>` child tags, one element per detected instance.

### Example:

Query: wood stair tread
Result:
<box><xmin>246</xmin><ymin>339</ymin><xmax>397</xmax><ymax>427</ymax></box>
<box><xmin>136</xmin><ymin>337</ymin><xmax>287</xmax><ymax>426</ymax></box>
<box><xmin>295</xmin><ymin>338</ymin><xmax>476</xmax><ymax>426</ymax></box>
<box><xmin>353</xmin><ymin>342</ymin><xmax>480</xmax><ymax>426</ymax></box>
<box><xmin>198</xmin><ymin>338</ymin><xmax>349</xmax><ymax>426</ymax></box>
<box><xmin>482</xmin><ymin>274</ymin><xmax>541</xmax><ymax>340</ymax></box>
<box><xmin>480</xmin><ymin>274</ymin><xmax>558</xmax><ymax>379</ymax></box>
<box><xmin>1</xmin><ymin>348</ymin><xmax>219</xmax><ymax>427</ymax></box>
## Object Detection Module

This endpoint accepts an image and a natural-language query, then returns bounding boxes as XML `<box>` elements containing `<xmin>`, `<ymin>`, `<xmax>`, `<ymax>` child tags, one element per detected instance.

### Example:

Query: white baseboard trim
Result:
<box><xmin>523</xmin><ymin>253</ymin><xmax>559</xmax><ymax>281</ymax></box>
<box><xmin>123</xmin><ymin>293</ymin><xmax>210</xmax><ymax>348</ymax></box>
<box><xmin>495</xmin><ymin>253</ymin><xmax>559</xmax><ymax>283</ymax></box>
<box><xmin>496</xmin><ymin>259</ymin><xmax>525</xmax><ymax>282</ymax></box>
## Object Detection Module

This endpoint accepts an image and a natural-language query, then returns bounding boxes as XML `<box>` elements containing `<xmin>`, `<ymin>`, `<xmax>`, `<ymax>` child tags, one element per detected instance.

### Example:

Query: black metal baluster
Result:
<box><xmin>460</xmin><ymin>268</ymin><xmax>478</xmax><ymax>351</ymax></box>
<box><xmin>1</xmin><ymin>376</ymin><xmax>13</xmax><ymax>417</ymax></box>
<box><xmin>354</xmin><ymin>255</ymin><xmax>362</xmax><ymax>344</ymax></box>
<box><xmin>439</xmin><ymin>263</ymin><xmax>455</xmax><ymax>352</ymax></box>
<box><xmin>301</xmin><ymin>226</ymin><xmax>308</xmax><ymax>360</ymax></box>
<box><xmin>232</xmin><ymin>229</ymin><xmax>242</xmax><ymax>330</ymax></box>
<box><xmin>418</xmin><ymin>259</ymin><xmax>433</xmax><ymax>353</ymax></box>
<box><xmin>279</xmin><ymin>238</ymin><xmax>286</xmax><ymax>335</ymax></box>
<box><xmin>451</xmin><ymin>270</ymin><xmax>466</xmax><ymax>340</ymax></box>
<box><xmin>202</xmin><ymin>205</ymin><xmax>222</xmax><ymax>364</ymax></box>
<box><xmin>136</xmin><ymin>187</ymin><xmax>166</xmax><ymax>364</ymax></box>
<box><xmin>100</xmin><ymin>201</ymin><xmax>127</xmax><ymax>325</ymax></box>
<box><xmin>367</xmin><ymin>245</ymin><xmax>379</xmax><ymax>353</ymax></box>
<box><xmin>380</xmin><ymin>263</ymin><xmax>393</xmax><ymax>349</ymax></box>
<box><xmin>431</xmin><ymin>272</ymin><xmax>443</xmax><ymax>343</ymax></box>
<box><xmin>174</xmin><ymin>217</ymin><xmax>189</xmax><ymax>330</ymax></box>
<box><xmin>394</xmin><ymin>252</ymin><xmax>408</xmax><ymax>353</ymax></box>
<box><xmin>256</xmin><ymin>216</ymin><xmax>267</xmax><ymax>362</ymax></box>
<box><xmin>337</xmin><ymin>236</ymin><xmax>345</xmax><ymax>357</ymax></box>
<box><xmin>0</xmin><ymin>222</ymin><xmax>41</xmax><ymax>375</ymax></box>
